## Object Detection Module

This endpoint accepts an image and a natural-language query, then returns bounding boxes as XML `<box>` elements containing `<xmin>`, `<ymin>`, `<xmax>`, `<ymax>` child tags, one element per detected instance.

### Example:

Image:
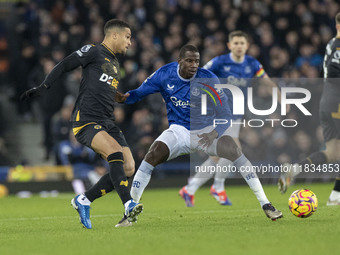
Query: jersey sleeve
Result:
<box><xmin>326</xmin><ymin>50</ymin><xmax>340</xmax><ymax>78</ymax></box>
<box><xmin>125</xmin><ymin>69</ymin><xmax>162</xmax><ymax>104</ymax></box>
<box><xmin>253</xmin><ymin>59</ymin><xmax>266</xmax><ymax>78</ymax></box>
<box><xmin>74</xmin><ymin>44</ymin><xmax>97</xmax><ymax>67</ymax></box>
<box><xmin>203</xmin><ymin>57</ymin><xmax>219</xmax><ymax>73</ymax></box>
<box><xmin>43</xmin><ymin>52</ymin><xmax>82</xmax><ymax>87</ymax></box>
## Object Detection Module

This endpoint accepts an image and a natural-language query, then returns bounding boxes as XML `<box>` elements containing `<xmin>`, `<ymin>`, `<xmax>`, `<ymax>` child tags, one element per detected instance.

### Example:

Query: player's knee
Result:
<box><xmin>144</xmin><ymin>141</ymin><xmax>169</xmax><ymax>166</ymax></box>
<box><xmin>145</xmin><ymin>149</ymin><xmax>162</xmax><ymax>166</ymax></box>
<box><xmin>324</xmin><ymin>150</ymin><xmax>339</xmax><ymax>162</ymax></box>
<box><xmin>323</xmin><ymin>139</ymin><xmax>340</xmax><ymax>162</ymax></box>
<box><xmin>216</xmin><ymin>135</ymin><xmax>242</xmax><ymax>161</ymax></box>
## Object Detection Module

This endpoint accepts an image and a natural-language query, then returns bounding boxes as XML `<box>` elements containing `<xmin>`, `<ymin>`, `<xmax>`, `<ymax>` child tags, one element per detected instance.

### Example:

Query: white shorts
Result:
<box><xmin>155</xmin><ymin>124</ymin><xmax>221</xmax><ymax>161</ymax></box>
<box><xmin>221</xmin><ymin>118</ymin><xmax>241</xmax><ymax>138</ymax></box>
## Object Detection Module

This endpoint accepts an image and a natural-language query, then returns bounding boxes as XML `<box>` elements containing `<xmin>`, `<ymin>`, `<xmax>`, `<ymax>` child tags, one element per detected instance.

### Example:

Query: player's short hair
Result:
<box><xmin>104</xmin><ymin>19</ymin><xmax>130</xmax><ymax>35</ymax></box>
<box><xmin>179</xmin><ymin>44</ymin><xmax>199</xmax><ymax>59</ymax></box>
<box><xmin>228</xmin><ymin>30</ymin><xmax>248</xmax><ymax>42</ymax></box>
<box><xmin>336</xmin><ymin>13</ymin><xmax>340</xmax><ymax>25</ymax></box>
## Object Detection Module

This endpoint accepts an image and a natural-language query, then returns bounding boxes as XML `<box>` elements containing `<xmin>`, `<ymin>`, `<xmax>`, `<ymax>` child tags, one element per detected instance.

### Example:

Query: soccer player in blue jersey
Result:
<box><xmin>115</xmin><ymin>44</ymin><xmax>282</xmax><ymax>226</ymax></box>
<box><xmin>180</xmin><ymin>31</ymin><xmax>281</xmax><ymax>206</ymax></box>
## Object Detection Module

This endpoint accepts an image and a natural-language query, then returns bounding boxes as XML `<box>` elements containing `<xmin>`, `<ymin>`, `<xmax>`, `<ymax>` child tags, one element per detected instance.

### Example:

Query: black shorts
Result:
<box><xmin>320</xmin><ymin>111</ymin><xmax>340</xmax><ymax>142</ymax></box>
<box><xmin>72</xmin><ymin>120</ymin><xmax>129</xmax><ymax>148</ymax></box>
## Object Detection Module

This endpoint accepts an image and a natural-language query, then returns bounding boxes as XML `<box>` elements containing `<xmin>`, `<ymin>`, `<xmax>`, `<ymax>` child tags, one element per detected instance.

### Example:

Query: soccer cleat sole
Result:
<box><xmin>115</xmin><ymin>216</ymin><xmax>133</xmax><ymax>228</ymax></box>
<box><xmin>265</xmin><ymin>211</ymin><xmax>283</xmax><ymax>221</ymax></box>
<box><xmin>270</xmin><ymin>214</ymin><xmax>283</xmax><ymax>221</ymax></box>
<box><xmin>127</xmin><ymin>203</ymin><xmax>143</xmax><ymax>223</ymax></box>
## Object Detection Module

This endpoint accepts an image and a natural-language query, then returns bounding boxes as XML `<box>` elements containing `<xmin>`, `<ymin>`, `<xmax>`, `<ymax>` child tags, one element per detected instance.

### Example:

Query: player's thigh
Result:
<box><xmin>232</xmin><ymin>137</ymin><xmax>242</xmax><ymax>149</ymax></box>
<box><xmin>154</xmin><ymin>124</ymin><xmax>190</xmax><ymax>161</ymax></box>
<box><xmin>122</xmin><ymin>146</ymin><xmax>135</xmax><ymax>177</ymax></box>
<box><xmin>222</xmin><ymin>124</ymin><xmax>242</xmax><ymax>148</ymax></box>
<box><xmin>208</xmin><ymin>127</ymin><xmax>241</xmax><ymax>162</ymax></box>
<box><xmin>91</xmin><ymin>131</ymin><xmax>122</xmax><ymax>160</ymax></box>
<box><xmin>324</xmin><ymin>139</ymin><xmax>340</xmax><ymax>162</ymax></box>
<box><xmin>320</xmin><ymin>111</ymin><xmax>340</xmax><ymax>161</ymax></box>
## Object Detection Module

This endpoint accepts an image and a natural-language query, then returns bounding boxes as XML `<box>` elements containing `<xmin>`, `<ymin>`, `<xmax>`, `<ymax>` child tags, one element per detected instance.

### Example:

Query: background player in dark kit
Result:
<box><xmin>279</xmin><ymin>13</ymin><xmax>340</xmax><ymax>206</ymax></box>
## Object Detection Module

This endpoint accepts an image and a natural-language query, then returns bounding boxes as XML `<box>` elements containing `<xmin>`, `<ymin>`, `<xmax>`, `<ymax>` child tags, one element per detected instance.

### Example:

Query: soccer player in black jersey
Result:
<box><xmin>278</xmin><ymin>13</ymin><xmax>340</xmax><ymax>205</ymax></box>
<box><xmin>21</xmin><ymin>19</ymin><xmax>143</xmax><ymax>229</ymax></box>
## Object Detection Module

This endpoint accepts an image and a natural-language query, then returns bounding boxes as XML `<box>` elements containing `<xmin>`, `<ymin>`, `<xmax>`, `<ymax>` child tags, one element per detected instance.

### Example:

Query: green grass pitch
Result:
<box><xmin>0</xmin><ymin>183</ymin><xmax>339</xmax><ymax>255</ymax></box>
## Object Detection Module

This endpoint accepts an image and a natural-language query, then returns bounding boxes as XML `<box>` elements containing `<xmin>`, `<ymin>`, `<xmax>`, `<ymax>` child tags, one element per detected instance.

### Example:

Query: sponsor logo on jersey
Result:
<box><xmin>326</xmin><ymin>44</ymin><xmax>332</xmax><ymax>55</ymax></box>
<box><xmin>120</xmin><ymin>180</ymin><xmax>128</xmax><ymax>187</ymax></box>
<box><xmin>227</xmin><ymin>76</ymin><xmax>247</xmax><ymax>87</ymax></box>
<box><xmin>99</xmin><ymin>73</ymin><xmax>119</xmax><ymax>88</ymax></box>
<box><xmin>167</xmin><ymin>84</ymin><xmax>175</xmax><ymax>91</ymax></box>
<box><xmin>170</xmin><ymin>96</ymin><xmax>192</xmax><ymax>108</ymax></box>
<box><xmin>224</xmin><ymin>66</ymin><xmax>231</xmax><ymax>72</ymax></box>
<box><xmin>245</xmin><ymin>66</ymin><xmax>251</xmax><ymax>74</ymax></box>
<box><xmin>94</xmin><ymin>125</ymin><xmax>102</xmax><ymax>129</ymax></box>
<box><xmin>81</xmin><ymin>44</ymin><xmax>92</xmax><ymax>52</ymax></box>
<box><xmin>191</xmin><ymin>86</ymin><xmax>200</xmax><ymax>96</ymax></box>
<box><xmin>332</xmin><ymin>50</ymin><xmax>340</xmax><ymax>63</ymax></box>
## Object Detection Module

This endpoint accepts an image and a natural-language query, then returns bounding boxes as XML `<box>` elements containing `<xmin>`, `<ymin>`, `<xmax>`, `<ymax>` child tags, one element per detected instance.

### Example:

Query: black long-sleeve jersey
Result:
<box><xmin>320</xmin><ymin>37</ymin><xmax>340</xmax><ymax>112</ymax></box>
<box><xmin>43</xmin><ymin>43</ymin><xmax>120</xmax><ymax>122</ymax></box>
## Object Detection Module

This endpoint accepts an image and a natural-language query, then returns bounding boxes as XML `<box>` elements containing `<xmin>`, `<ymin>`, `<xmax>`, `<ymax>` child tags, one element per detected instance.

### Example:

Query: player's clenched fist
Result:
<box><xmin>20</xmin><ymin>84</ymin><xmax>50</xmax><ymax>100</ymax></box>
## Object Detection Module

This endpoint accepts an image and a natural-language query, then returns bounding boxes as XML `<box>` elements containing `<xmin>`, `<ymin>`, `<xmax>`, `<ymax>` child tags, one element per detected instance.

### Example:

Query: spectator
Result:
<box><xmin>28</xmin><ymin>57</ymin><xmax>67</xmax><ymax>160</ymax></box>
<box><xmin>87</xmin><ymin>159</ymin><xmax>109</xmax><ymax>186</ymax></box>
<box><xmin>58</xmin><ymin>130</ymin><xmax>96</xmax><ymax>179</ymax></box>
<box><xmin>52</xmin><ymin>95</ymin><xmax>75</xmax><ymax>164</ymax></box>
<box><xmin>3</xmin><ymin>0</ymin><xmax>336</xmax><ymax>167</ymax></box>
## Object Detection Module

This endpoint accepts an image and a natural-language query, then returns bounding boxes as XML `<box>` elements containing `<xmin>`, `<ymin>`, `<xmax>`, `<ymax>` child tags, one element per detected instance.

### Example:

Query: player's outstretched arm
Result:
<box><xmin>125</xmin><ymin>70</ymin><xmax>162</xmax><ymax>104</ymax></box>
<box><xmin>20</xmin><ymin>53</ymin><xmax>81</xmax><ymax>101</ymax></box>
<box><xmin>20</xmin><ymin>84</ymin><xmax>50</xmax><ymax>100</ymax></box>
<box><xmin>261</xmin><ymin>74</ymin><xmax>290</xmax><ymax>112</ymax></box>
<box><xmin>262</xmin><ymin>74</ymin><xmax>280</xmax><ymax>97</ymax></box>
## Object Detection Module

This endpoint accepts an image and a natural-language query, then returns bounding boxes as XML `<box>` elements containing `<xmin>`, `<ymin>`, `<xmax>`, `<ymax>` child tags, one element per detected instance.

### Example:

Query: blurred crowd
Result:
<box><xmin>0</xmin><ymin>0</ymin><xmax>337</xmax><ymax>174</ymax></box>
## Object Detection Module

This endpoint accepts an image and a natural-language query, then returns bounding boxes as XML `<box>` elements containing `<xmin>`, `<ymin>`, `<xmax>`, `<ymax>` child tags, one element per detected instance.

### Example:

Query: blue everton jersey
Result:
<box><xmin>126</xmin><ymin>62</ymin><xmax>231</xmax><ymax>137</ymax></box>
<box><xmin>203</xmin><ymin>53</ymin><xmax>266</xmax><ymax>119</ymax></box>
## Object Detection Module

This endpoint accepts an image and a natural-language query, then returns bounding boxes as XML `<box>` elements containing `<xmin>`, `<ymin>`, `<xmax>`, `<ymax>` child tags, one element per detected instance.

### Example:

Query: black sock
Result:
<box><xmin>108</xmin><ymin>152</ymin><xmax>131</xmax><ymax>204</ymax></box>
<box><xmin>299</xmin><ymin>152</ymin><xmax>327</xmax><ymax>166</ymax></box>
<box><xmin>333</xmin><ymin>178</ymin><xmax>340</xmax><ymax>192</ymax></box>
<box><xmin>85</xmin><ymin>173</ymin><xmax>114</xmax><ymax>202</ymax></box>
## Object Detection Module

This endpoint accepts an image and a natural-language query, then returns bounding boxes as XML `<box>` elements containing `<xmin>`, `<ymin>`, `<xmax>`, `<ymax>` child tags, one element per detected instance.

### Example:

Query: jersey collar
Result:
<box><xmin>177</xmin><ymin>63</ymin><xmax>197</xmax><ymax>82</ymax></box>
<box><xmin>229</xmin><ymin>53</ymin><xmax>245</xmax><ymax>64</ymax></box>
<box><xmin>101</xmin><ymin>43</ymin><xmax>116</xmax><ymax>57</ymax></box>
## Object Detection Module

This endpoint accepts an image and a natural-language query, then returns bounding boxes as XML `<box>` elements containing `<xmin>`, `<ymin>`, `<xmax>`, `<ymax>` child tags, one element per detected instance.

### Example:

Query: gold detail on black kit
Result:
<box><xmin>331</xmin><ymin>104</ymin><xmax>340</xmax><ymax>119</ymax></box>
